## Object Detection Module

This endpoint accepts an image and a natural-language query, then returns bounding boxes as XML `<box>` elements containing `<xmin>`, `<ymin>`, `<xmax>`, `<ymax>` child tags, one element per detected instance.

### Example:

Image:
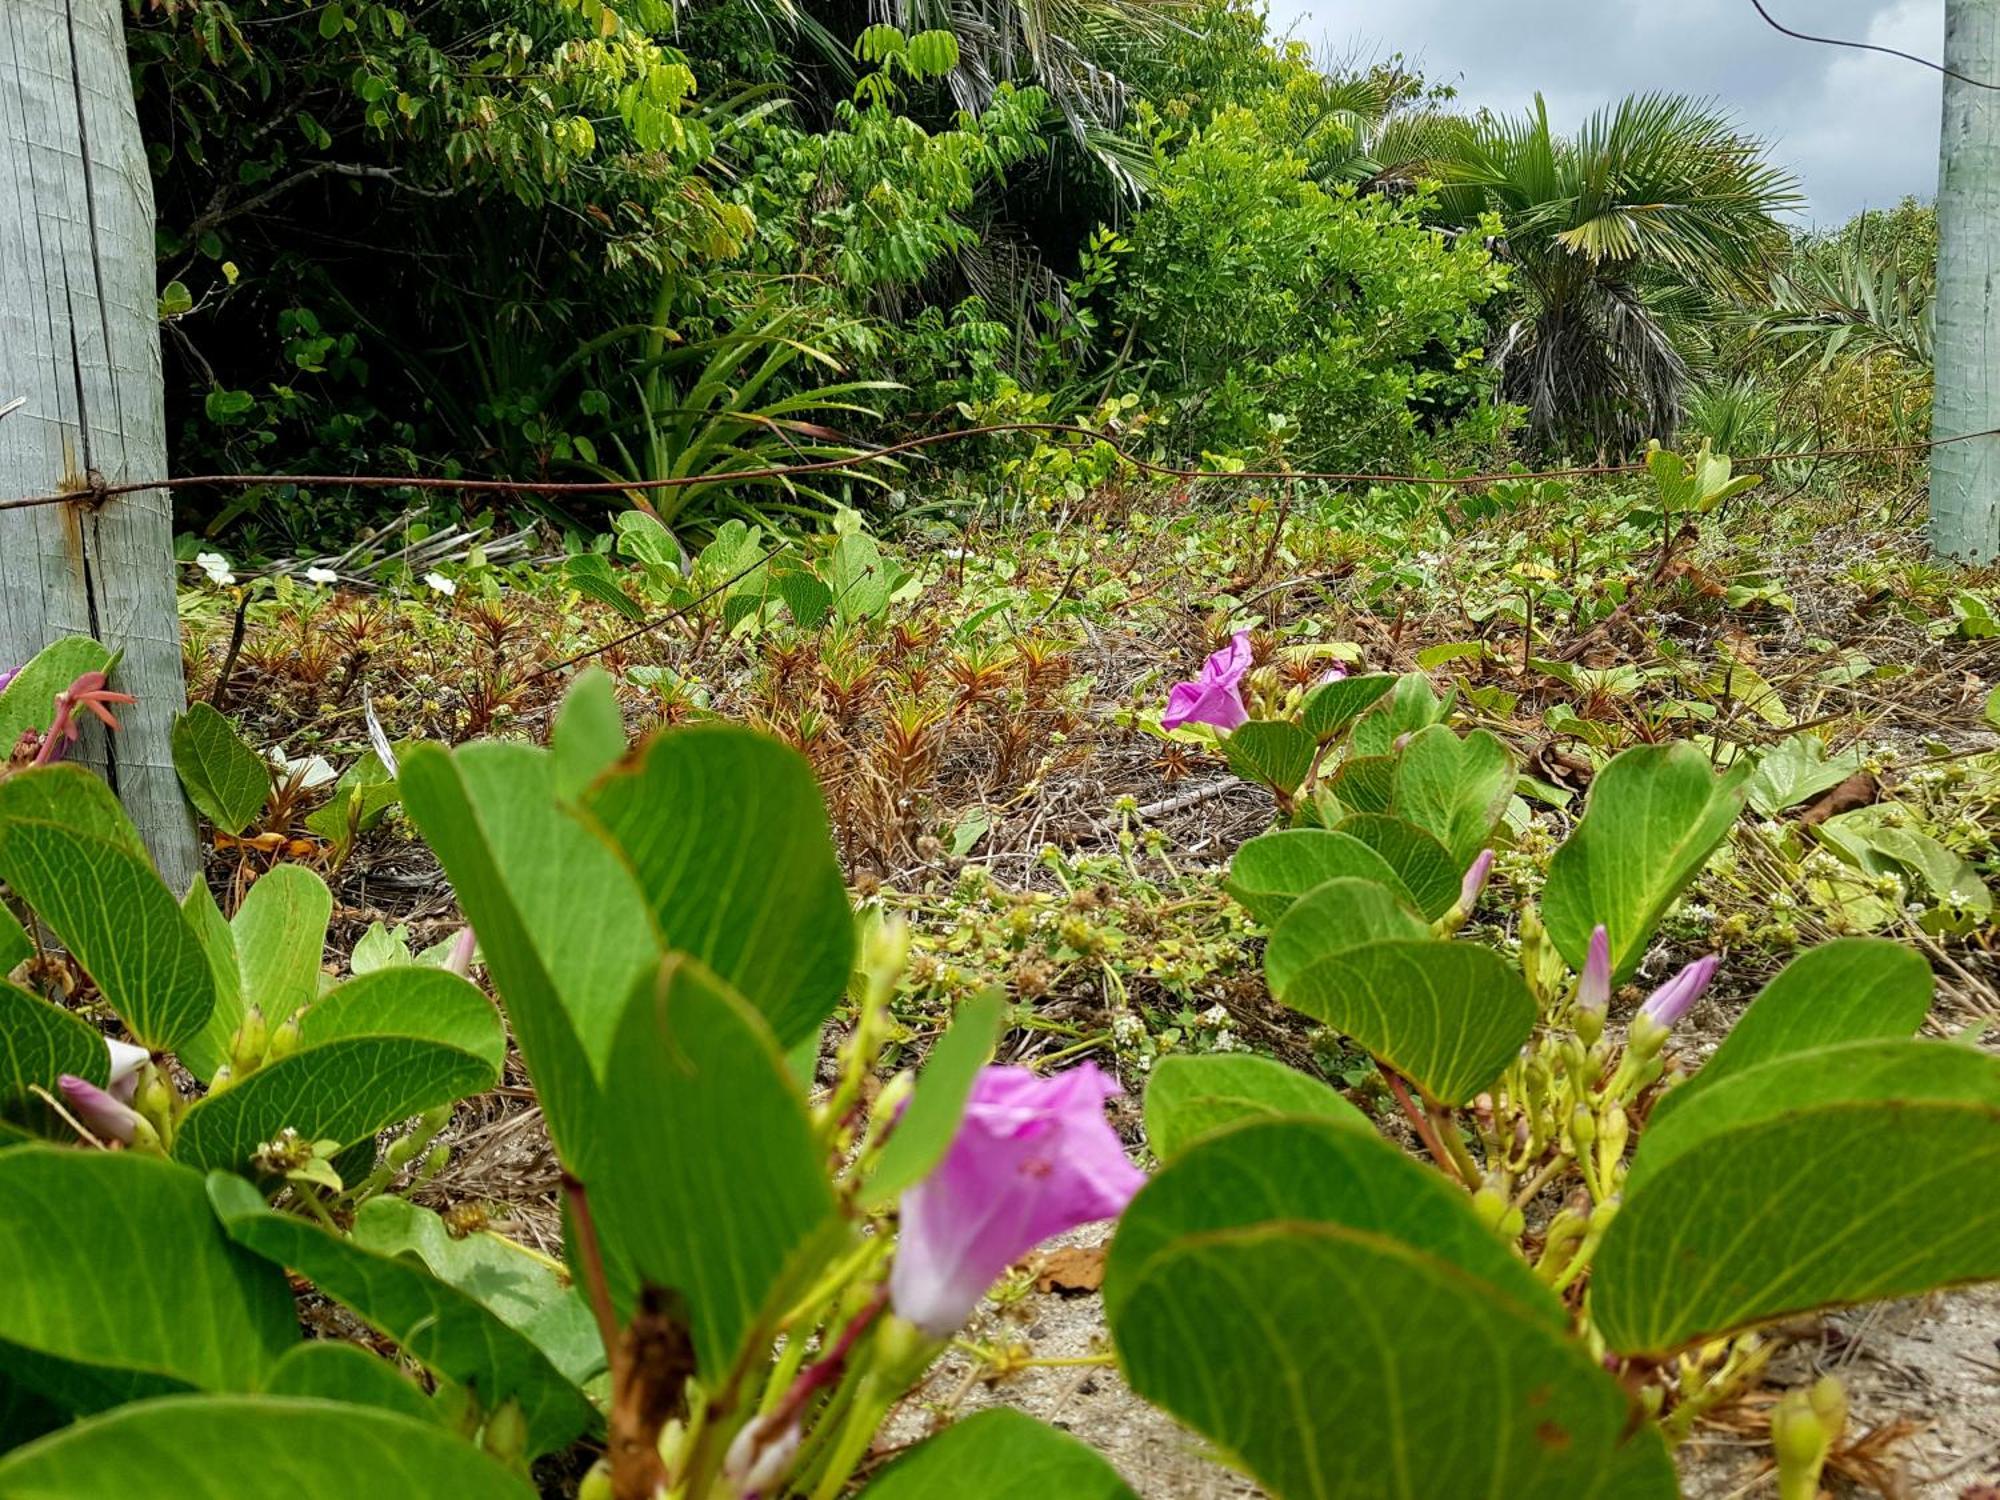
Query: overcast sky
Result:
<box><xmin>1268</xmin><ymin>0</ymin><xmax>1944</xmax><ymax>224</ymax></box>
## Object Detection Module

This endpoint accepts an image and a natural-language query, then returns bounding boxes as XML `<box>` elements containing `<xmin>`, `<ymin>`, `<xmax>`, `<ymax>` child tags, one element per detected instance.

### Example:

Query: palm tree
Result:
<box><xmin>1423</xmin><ymin>94</ymin><xmax>1800</xmax><ymax>457</ymax></box>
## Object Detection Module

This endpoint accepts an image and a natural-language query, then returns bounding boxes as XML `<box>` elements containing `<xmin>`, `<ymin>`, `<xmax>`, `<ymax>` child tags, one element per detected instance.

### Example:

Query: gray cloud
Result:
<box><xmin>1268</xmin><ymin>0</ymin><xmax>1944</xmax><ymax>223</ymax></box>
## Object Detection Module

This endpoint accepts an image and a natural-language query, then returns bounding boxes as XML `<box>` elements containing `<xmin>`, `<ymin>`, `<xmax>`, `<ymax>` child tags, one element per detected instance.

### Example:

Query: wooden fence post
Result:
<box><xmin>1</xmin><ymin>0</ymin><xmax>198</xmax><ymax>892</ymax></box>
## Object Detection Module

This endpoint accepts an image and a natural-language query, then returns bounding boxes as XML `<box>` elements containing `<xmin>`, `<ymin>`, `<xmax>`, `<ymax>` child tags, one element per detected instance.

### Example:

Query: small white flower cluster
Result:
<box><xmin>1111</xmin><ymin>1013</ymin><xmax>1146</xmax><ymax>1047</ymax></box>
<box><xmin>194</xmin><ymin>551</ymin><xmax>236</xmax><ymax>586</ymax></box>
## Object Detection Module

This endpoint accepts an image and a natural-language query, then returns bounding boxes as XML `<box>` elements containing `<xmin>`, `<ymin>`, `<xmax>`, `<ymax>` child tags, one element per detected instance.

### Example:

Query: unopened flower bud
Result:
<box><xmin>724</xmin><ymin>1415</ymin><xmax>802</xmax><ymax>1496</ymax></box>
<box><xmin>267</xmin><ymin>1016</ymin><xmax>302</xmax><ymax>1062</ymax></box>
<box><xmin>1569</xmin><ymin>1103</ymin><xmax>1597</xmax><ymax>1148</ymax></box>
<box><xmin>230</xmin><ymin>1006</ymin><xmax>268</xmax><ymax>1075</ymax></box>
<box><xmin>59</xmin><ymin>1075</ymin><xmax>147</xmax><ymax>1146</ymax></box>
<box><xmin>480</xmin><ymin>1399</ymin><xmax>527</xmax><ymax>1465</ymax></box>
<box><xmin>577</xmin><ymin>1462</ymin><xmax>614</xmax><ymax>1500</ymax></box>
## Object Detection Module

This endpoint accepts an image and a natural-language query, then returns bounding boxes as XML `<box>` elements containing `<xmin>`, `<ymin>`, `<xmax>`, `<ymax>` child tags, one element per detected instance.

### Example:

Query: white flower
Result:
<box><xmin>195</xmin><ymin>552</ymin><xmax>236</xmax><ymax>586</ymax></box>
<box><xmin>424</xmin><ymin>572</ymin><xmax>457</xmax><ymax>597</ymax></box>
<box><xmin>304</xmin><ymin>566</ymin><xmax>338</xmax><ymax>585</ymax></box>
<box><xmin>1199</xmin><ymin>1004</ymin><xmax>1230</xmax><ymax>1028</ymax></box>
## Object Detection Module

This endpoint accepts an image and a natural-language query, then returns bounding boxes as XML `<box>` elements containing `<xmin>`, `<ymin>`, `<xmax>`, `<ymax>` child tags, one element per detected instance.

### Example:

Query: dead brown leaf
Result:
<box><xmin>1032</xmin><ymin>1246</ymin><xmax>1106</xmax><ymax>1295</ymax></box>
<box><xmin>1798</xmin><ymin>771</ymin><xmax>1880</xmax><ymax>827</ymax></box>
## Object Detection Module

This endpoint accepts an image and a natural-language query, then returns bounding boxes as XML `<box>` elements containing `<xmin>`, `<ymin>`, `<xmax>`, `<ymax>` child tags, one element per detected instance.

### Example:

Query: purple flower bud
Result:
<box><xmin>1638</xmin><ymin>955</ymin><xmax>1720</xmax><ymax>1030</ymax></box>
<box><xmin>1459</xmin><ymin>850</ymin><xmax>1494</xmax><ymax>911</ymax></box>
<box><xmin>1162</xmin><ymin>631</ymin><xmax>1252</xmax><ymax>733</ymax></box>
<box><xmin>891</xmin><ymin>1063</ymin><xmax>1145</xmax><ymax>1339</ymax></box>
<box><xmin>724</xmin><ymin>1416</ymin><xmax>801</xmax><ymax>1497</ymax></box>
<box><xmin>0</xmin><ymin>666</ymin><xmax>16</xmax><ymax>694</ymax></box>
<box><xmin>59</xmin><ymin>1074</ymin><xmax>144</xmax><ymax>1144</ymax></box>
<box><xmin>1578</xmin><ymin>925</ymin><xmax>1611</xmax><ymax>1015</ymax></box>
<box><xmin>1315</xmin><ymin>664</ymin><xmax>1349</xmax><ymax>685</ymax></box>
<box><xmin>444</xmin><ymin>926</ymin><xmax>477</xmax><ymax>978</ymax></box>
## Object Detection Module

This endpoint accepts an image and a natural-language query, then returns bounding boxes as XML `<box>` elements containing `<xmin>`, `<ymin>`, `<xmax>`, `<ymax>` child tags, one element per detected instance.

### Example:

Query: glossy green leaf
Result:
<box><xmin>1222</xmin><ymin>720</ymin><xmax>1317</xmax><ymax>796</ymax></box>
<box><xmin>401</xmin><ymin>741</ymin><xmax>658</xmax><ymax>1172</ymax></box>
<box><xmin>551</xmin><ymin>667</ymin><xmax>626</xmax><ymax>803</ymax></box>
<box><xmin>1323</xmin><ymin>754</ymin><xmax>1395</xmax><ymax>814</ymax></box>
<box><xmin>0</xmin><ymin>1395</ymin><xmax>535</xmax><ymax>1498</ymax></box>
<box><xmin>1595</xmin><ymin>1040</ymin><xmax>2000</xmax><ymax>1355</ymax></box>
<box><xmin>209</xmin><ymin>1173</ymin><xmax>595</xmax><ymax>1455</ymax></box>
<box><xmin>1391</xmin><ymin>726</ymin><xmax>1514</xmax><ymax>868</ymax></box>
<box><xmin>1301</xmin><ymin>673</ymin><xmax>1398</xmax><ymax>742</ymax></box>
<box><xmin>0</xmin><ymin>1151</ymin><xmax>295</xmax><ymax>1413</ymax></box>
<box><xmin>1141</xmin><ymin>1057</ymin><xmax>1369</xmax><ymax>1164</ymax></box>
<box><xmin>862</xmin><ymin>989</ymin><xmax>1004</xmax><ymax>1208</ymax></box>
<box><xmin>1650</xmin><ymin>938</ymin><xmax>1932</xmax><ymax>1125</ymax></box>
<box><xmin>1225</xmin><ymin>829</ymin><xmax>1412</xmax><ymax>925</ymax></box>
<box><xmin>0</xmin><ymin>763</ymin><xmax>145</xmax><ymax>856</ymax></box>
<box><xmin>1744</xmin><ymin>735</ymin><xmax>1865</xmax><ymax>816</ymax></box>
<box><xmin>1332</xmin><ymin>814</ymin><xmax>1460</xmax><ymax>920</ymax></box>
<box><xmin>177</xmin><ymin>880</ymin><xmax>242</xmax><ymax>1084</ymax></box>
<box><xmin>181</xmin><ymin>866</ymin><xmax>331</xmax><ymax>1084</ymax></box>
<box><xmin>0</xmin><ymin>771</ymin><xmax>214</xmax><ymax>1050</ymax></box>
<box><xmin>590</xmin><ymin>958</ymin><xmax>840</xmax><ymax>1371</ymax></box>
<box><xmin>582</xmin><ymin>725</ymin><xmax>853</xmax><ymax>1050</ymax></box>
<box><xmin>0</xmin><ymin>900</ymin><xmax>29</xmax><ymax>973</ymax></box>
<box><xmin>260</xmin><ymin>1342</ymin><xmax>438</xmax><ymax>1424</ymax></box>
<box><xmin>1264</xmin><ymin>878</ymin><xmax>1429</xmax><ymax>996</ymax></box>
<box><xmin>1542</xmin><ymin>744</ymin><xmax>1748</xmax><ymax>983</ymax></box>
<box><xmin>300</xmin><ymin>967</ymin><xmax>506</xmax><ymax>1072</ymax></box>
<box><xmin>173</xmin><ymin>1035</ymin><xmax>498</xmax><ymax>1174</ymax></box>
<box><xmin>1114</xmin><ymin>1223</ymin><xmax>1675</xmax><ymax>1500</ymax></box>
<box><xmin>0</xmin><ymin>980</ymin><xmax>109</xmax><ymax>1139</ymax></box>
<box><xmin>1348</xmin><ymin>671</ymin><xmax>1450</xmax><ymax>758</ymax></box>
<box><xmin>860</xmin><ymin>1409</ymin><xmax>1137</xmax><ymax>1499</ymax></box>
<box><xmin>1278</xmin><ymin>939</ymin><xmax>1535</xmax><ymax>1105</ymax></box>
<box><xmin>301</xmin><ymin>752</ymin><xmax>401</xmax><ymax>850</ymax></box>
<box><xmin>1109</xmin><ymin>1117</ymin><xmax>1552</xmax><ymax>1321</ymax></box>
<box><xmin>171</xmin><ymin>704</ymin><xmax>271</xmax><ymax>836</ymax></box>
<box><xmin>0</xmin><ymin>639</ymin><xmax>110</xmax><ymax>748</ymax></box>
<box><xmin>1816</xmin><ymin>806</ymin><xmax>1993</xmax><ymax>919</ymax></box>
<box><xmin>350</xmin><ymin>1197</ymin><xmax>606</xmax><ymax>1387</ymax></box>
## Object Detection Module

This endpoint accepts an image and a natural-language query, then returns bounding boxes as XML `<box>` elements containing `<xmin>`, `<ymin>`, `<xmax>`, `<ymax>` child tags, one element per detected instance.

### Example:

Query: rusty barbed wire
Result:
<box><xmin>2</xmin><ymin>420</ymin><xmax>1992</xmax><ymax>516</ymax></box>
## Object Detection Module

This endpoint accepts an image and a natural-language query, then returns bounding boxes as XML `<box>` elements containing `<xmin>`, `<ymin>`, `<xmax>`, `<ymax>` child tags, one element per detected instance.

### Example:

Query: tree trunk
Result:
<box><xmin>1932</xmin><ymin>0</ymin><xmax>2000</xmax><ymax>563</ymax></box>
<box><xmin>0</xmin><ymin>0</ymin><xmax>197</xmax><ymax>892</ymax></box>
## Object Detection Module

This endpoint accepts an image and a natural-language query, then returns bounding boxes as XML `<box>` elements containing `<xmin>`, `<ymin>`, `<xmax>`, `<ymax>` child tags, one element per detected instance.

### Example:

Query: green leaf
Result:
<box><xmin>589</xmin><ymin>958</ymin><xmax>840</xmax><ymax>1372</ymax></box>
<box><xmin>564</xmin><ymin>554</ymin><xmax>645</xmax><ymax>622</ymax></box>
<box><xmin>0</xmin><ymin>763</ymin><xmax>145</xmax><ymax>859</ymax></box>
<box><xmin>0</xmin><ymin>980</ymin><xmax>110</xmax><ymax>1139</ymax></box>
<box><xmin>1109</xmin><ymin>1118</ymin><xmax>1558</xmax><ymax>1324</ymax></box>
<box><xmin>1323</xmin><ymin>754</ymin><xmax>1395</xmax><ymax>814</ymax></box>
<box><xmin>1332</xmin><ymin>814</ymin><xmax>1460</xmax><ymax>920</ymax></box>
<box><xmin>1650</xmin><ymin>938</ymin><xmax>1932</xmax><ymax>1126</ymax></box>
<box><xmin>551</xmin><ymin>668</ymin><xmax>626</xmax><ymax>803</ymax></box>
<box><xmin>1114</xmin><ymin>1223</ymin><xmax>1674</xmax><ymax>1500</ymax></box>
<box><xmin>1222</xmin><ymin>720</ymin><xmax>1317</xmax><ymax>797</ymax></box>
<box><xmin>582</xmin><ymin>725</ymin><xmax>853</xmax><ymax>1050</ymax></box>
<box><xmin>860</xmin><ymin>1409</ymin><xmax>1137</xmax><ymax>1499</ymax></box>
<box><xmin>1542</xmin><ymin>744</ymin><xmax>1747</xmax><ymax>983</ymax></box>
<box><xmin>177</xmin><ymin>879</ymin><xmax>242</xmax><ymax>1084</ymax></box>
<box><xmin>236</xmin><ymin>863</ymin><xmax>332</xmax><ymax>1020</ymax></box>
<box><xmin>171</xmin><ymin>704</ymin><xmax>271</xmax><ymax>836</ymax></box>
<box><xmin>301</xmin><ymin>752</ymin><xmax>401</xmax><ymax>851</ymax></box>
<box><xmin>401</xmin><ymin>741</ymin><xmax>658</xmax><ymax>1173</ymax></box>
<box><xmin>208</xmin><ymin>1174</ymin><xmax>595</xmax><ymax>1455</ymax></box>
<box><xmin>1595</xmin><ymin>1040</ymin><xmax>2000</xmax><ymax>1356</ymax></box>
<box><xmin>159</xmin><ymin>279</ymin><xmax>194</xmax><ymax>318</ymax></box>
<box><xmin>826</xmin><ymin>532</ymin><xmax>904</xmax><ymax>624</ymax></box>
<box><xmin>0</xmin><ymin>639</ymin><xmax>111</xmax><ymax>748</ymax></box>
<box><xmin>173</xmin><ymin>1034</ymin><xmax>498</xmax><ymax>1174</ymax></box>
<box><xmin>1816</xmin><ymin>807</ymin><xmax>1993</xmax><ymax>919</ymax></box>
<box><xmin>300</xmin><ymin>967</ymin><xmax>507</xmax><ymax>1073</ymax></box>
<box><xmin>1277</xmin><ymin>939</ymin><xmax>1535</xmax><ymax>1105</ymax></box>
<box><xmin>1300</xmin><ymin>674</ymin><xmax>1397</xmax><ymax>742</ymax></box>
<box><xmin>1390</xmin><ymin>726</ymin><xmax>1514</xmax><ymax>868</ymax></box>
<box><xmin>774</xmin><ymin>568</ymin><xmax>833</xmax><ymax>628</ymax></box>
<box><xmin>0</xmin><ymin>899</ymin><xmax>29</xmax><ymax>973</ymax></box>
<box><xmin>0</xmin><ymin>1395</ymin><xmax>536</xmax><ymax>1497</ymax></box>
<box><xmin>1744</xmin><ymin>735</ymin><xmax>1865</xmax><ymax>817</ymax></box>
<box><xmin>1225</xmin><ymin>829</ymin><xmax>1412</xmax><ymax>925</ymax></box>
<box><xmin>317</xmin><ymin>2</ymin><xmax>345</xmax><ymax>38</ymax></box>
<box><xmin>1141</xmin><ymin>1056</ymin><xmax>1369</xmax><ymax>1163</ymax></box>
<box><xmin>0</xmin><ymin>772</ymin><xmax>214</xmax><ymax>1050</ymax></box>
<box><xmin>261</xmin><ymin>1342</ymin><xmax>438</xmax><ymax>1424</ymax></box>
<box><xmin>1348</xmin><ymin>672</ymin><xmax>1450</xmax><ymax>758</ymax></box>
<box><xmin>0</xmin><ymin>1151</ymin><xmax>295</xmax><ymax>1413</ymax></box>
<box><xmin>350</xmin><ymin>1198</ymin><xmax>605</xmax><ymax>1387</ymax></box>
<box><xmin>1264</xmin><ymin>878</ymin><xmax>1429</xmax><ymax>996</ymax></box>
<box><xmin>862</xmin><ymin>990</ymin><xmax>1004</xmax><ymax>1209</ymax></box>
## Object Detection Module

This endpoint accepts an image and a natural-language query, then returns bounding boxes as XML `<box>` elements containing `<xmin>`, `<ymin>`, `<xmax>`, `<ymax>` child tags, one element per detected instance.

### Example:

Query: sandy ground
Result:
<box><xmin>878</xmin><ymin>1229</ymin><xmax>2000</xmax><ymax>1499</ymax></box>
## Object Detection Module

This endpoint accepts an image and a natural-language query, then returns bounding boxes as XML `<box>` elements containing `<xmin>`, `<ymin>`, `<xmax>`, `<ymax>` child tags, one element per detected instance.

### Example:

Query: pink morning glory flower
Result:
<box><xmin>1459</xmin><ymin>850</ymin><xmax>1494</xmax><ymax>911</ymax></box>
<box><xmin>1578</xmin><ymin>924</ymin><xmax>1612</xmax><ymax>1017</ymax></box>
<box><xmin>59</xmin><ymin>1075</ymin><xmax>145</xmax><ymax>1145</ymax></box>
<box><xmin>1162</xmin><ymin>632</ymin><xmax>1252</xmax><ymax>733</ymax></box>
<box><xmin>1638</xmin><ymin>954</ymin><xmax>1720</xmax><ymax>1030</ymax></box>
<box><xmin>890</xmin><ymin>1062</ymin><xmax>1146</xmax><ymax>1339</ymax></box>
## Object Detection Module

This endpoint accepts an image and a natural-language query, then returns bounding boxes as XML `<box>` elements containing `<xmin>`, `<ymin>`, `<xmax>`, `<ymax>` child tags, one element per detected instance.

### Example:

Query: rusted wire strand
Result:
<box><xmin>2</xmin><ymin>421</ymin><xmax>1993</xmax><ymax>515</ymax></box>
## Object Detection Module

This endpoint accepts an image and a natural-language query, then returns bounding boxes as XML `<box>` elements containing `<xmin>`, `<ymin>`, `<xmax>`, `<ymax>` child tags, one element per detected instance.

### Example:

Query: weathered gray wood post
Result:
<box><xmin>1933</xmin><ymin>0</ymin><xmax>2000</xmax><ymax>563</ymax></box>
<box><xmin>1</xmin><ymin>0</ymin><xmax>198</xmax><ymax>892</ymax></box>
